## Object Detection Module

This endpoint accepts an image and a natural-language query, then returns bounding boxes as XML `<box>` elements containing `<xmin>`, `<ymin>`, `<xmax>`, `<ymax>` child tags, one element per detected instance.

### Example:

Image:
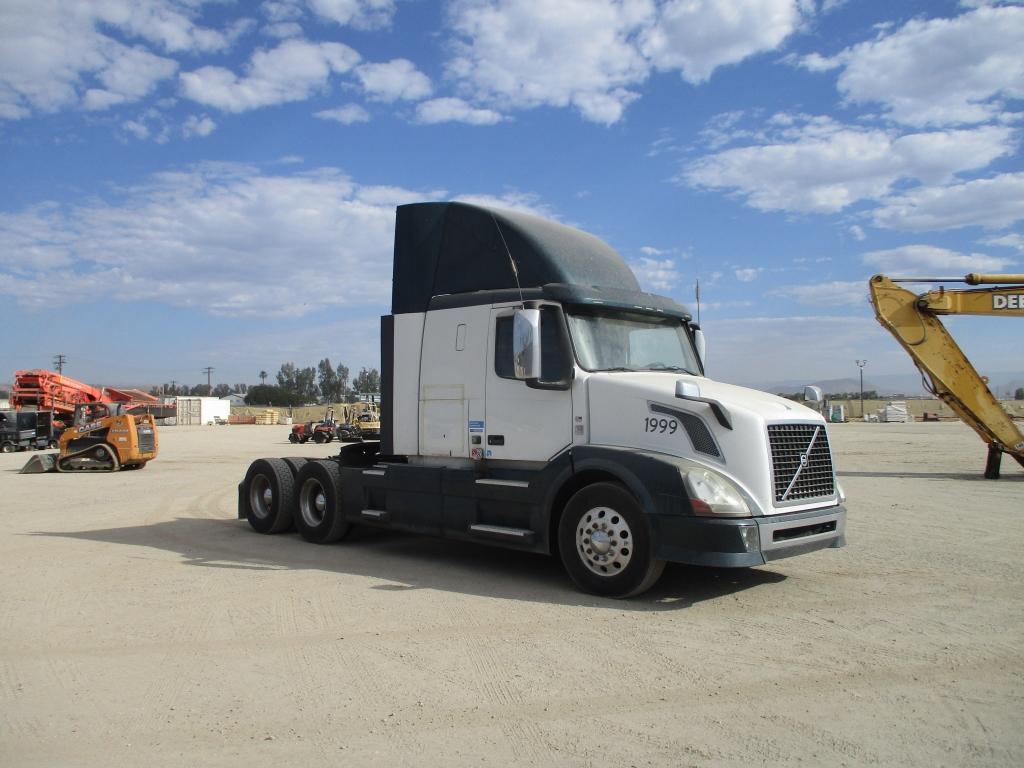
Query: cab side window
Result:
<box><xmin>494</xmin><ymin>306</ymin><xmax>570</xmax><ymax>382</ymax></box>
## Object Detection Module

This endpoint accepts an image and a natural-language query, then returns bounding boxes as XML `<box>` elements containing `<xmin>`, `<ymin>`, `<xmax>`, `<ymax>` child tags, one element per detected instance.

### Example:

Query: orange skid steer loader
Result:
<box><xmin>21</xmin><ymin>402</ymin><xmax>159</xmax><ymax>473</ymax></box>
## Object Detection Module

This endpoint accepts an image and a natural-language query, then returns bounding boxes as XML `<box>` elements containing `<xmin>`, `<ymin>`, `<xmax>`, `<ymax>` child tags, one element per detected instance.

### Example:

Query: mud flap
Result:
<box><xmin>20</xmin><ymin>453</ymin><xmax>58</xmax><ymax>474</ymax></box>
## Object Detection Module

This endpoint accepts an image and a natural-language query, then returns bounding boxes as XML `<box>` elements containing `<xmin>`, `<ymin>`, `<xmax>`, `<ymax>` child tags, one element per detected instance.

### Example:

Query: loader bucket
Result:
<box><xmin>20</xmin><ymin>453</ymin><xmax>58</xmax><ymax>474</ymax></box>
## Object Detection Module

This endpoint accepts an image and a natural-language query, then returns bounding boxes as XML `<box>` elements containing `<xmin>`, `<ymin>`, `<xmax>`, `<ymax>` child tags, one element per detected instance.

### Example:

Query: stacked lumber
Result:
<box><xmin>254</xmin><ymin>409</ymin><xmax>279</xmax><ymax>425</ymax></box>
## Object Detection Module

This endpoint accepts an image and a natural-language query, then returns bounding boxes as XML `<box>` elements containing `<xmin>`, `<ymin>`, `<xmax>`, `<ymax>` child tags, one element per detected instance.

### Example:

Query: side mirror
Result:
<box><xmin>513</xmin><ymin>308</ymin><xmax>541</xmax><ymax>379</ymax></box>
<box><xmin>804</xmin><ymin>385</ymin><xmax>823</xmax><ymax>403</ymax></box>
<box><xmin>692</xmin><ymin>325</ymin><xmax>706</xmax><ymax>370</ymax></box>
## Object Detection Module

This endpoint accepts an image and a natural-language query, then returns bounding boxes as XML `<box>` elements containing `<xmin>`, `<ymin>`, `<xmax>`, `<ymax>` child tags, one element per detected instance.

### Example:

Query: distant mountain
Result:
<box><xmin>748</xmin><ymin>371</ymin><xmax>1024</xmax><ymax>398</ymax></box>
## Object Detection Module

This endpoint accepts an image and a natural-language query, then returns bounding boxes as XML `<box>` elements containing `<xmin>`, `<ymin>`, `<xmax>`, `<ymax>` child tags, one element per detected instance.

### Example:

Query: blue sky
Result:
<box><xmin>1</xmin><ymin>0</ymin><xmax>1022</xmax><ymax>392</ymax></box>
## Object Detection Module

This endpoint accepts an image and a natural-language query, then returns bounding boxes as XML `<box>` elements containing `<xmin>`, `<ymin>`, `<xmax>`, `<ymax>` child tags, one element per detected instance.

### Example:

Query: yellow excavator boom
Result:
<box><xmin>868</xmin><ymin>273</ymin><xmax>1024</xmax><ymax>478</ymax></box>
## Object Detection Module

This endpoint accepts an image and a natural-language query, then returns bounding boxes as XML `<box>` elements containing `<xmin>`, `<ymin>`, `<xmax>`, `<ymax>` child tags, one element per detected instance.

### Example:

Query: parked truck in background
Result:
<box><xmin>1</xmin><ymin>409</ymin><xmax>60</xmax><ymax>452</ymax></box>
<box><xmin>238</xmin><ymin>202</ymin><xmax>846</xmax><ymax>597</ymax></box>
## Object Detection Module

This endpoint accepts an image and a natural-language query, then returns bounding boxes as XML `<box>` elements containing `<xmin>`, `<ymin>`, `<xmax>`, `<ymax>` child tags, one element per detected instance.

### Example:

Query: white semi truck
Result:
<box><xmin>238</xmin><ymin>202</ymin><xmax>846</xmax><ymax>597</ymax></box>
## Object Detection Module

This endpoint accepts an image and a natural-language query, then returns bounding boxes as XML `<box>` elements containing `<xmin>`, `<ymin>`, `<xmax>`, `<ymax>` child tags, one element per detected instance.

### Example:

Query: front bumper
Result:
<box><xmin>653</xmin><ymin>505</ymin><xmax>846</xmax><ymax>567</ymax></box>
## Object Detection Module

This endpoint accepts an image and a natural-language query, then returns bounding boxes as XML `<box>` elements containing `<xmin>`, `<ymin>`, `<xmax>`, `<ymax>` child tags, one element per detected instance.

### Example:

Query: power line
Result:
<box><xmin>202</xmin><ymin>367</ymin><xmax>214</xmax><ymax>390</ymax></box>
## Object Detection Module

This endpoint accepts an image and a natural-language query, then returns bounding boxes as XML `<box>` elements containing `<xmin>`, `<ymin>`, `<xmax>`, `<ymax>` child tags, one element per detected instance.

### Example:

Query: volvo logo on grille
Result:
<box><xmin>800</xmin><ymin>454</ymin><xmax>809</xmax><ymax>467</ymax></box>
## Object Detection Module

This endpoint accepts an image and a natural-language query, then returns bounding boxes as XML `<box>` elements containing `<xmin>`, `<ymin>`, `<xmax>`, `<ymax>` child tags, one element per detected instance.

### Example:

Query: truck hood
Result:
<box><xmin>584</xmin><ymin>372</ymin><xmax>832</xmax><ymax>516</ymax></box>
<box><xmin>587</xmin><ymin>372</ymin><xmax>819</xmax><ymax>421</ymax></box>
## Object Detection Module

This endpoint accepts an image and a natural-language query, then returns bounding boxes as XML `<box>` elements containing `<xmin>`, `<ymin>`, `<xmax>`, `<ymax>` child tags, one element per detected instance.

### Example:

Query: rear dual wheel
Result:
<box><xmin>294</xmin><ymin>460</ymin><xmax>350</xmax><ymax>544</ymax></box>
<box><xmin>242</xmin><ymin>458</ymin><xmax>296</xmax><ymax>534</ymax></box>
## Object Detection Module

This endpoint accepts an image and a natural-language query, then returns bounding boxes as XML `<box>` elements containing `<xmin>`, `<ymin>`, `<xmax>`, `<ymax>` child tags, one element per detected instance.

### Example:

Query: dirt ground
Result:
<box><xmin>1</xmin><ymin>421</ymin><xmax>1022</xmax><ymax>767</ymax></box>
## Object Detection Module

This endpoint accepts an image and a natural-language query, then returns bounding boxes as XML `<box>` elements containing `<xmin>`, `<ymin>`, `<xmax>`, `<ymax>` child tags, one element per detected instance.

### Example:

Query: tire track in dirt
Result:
<box><xmin>441</xmin><ymin>599</ymin><xmax>560</xmax><ymax>765</ymax></box>
<box><xmin>272</xmin><ymin>590</ymin><xmax>424</xmax><ymax>759</ymax></box>
<box><xmin>0</xmin><ymin>660</ymin><xmax>46</xmax><ymax>742</ymax></box>
<box><xmin>120</xmin><ymin>603</ymin><xmax>217</xmax><ymax>745</ymax></box>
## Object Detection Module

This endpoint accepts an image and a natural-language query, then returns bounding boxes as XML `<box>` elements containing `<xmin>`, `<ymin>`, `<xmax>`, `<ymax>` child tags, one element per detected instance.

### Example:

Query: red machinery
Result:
<box><xmin>12</xmin><ymin>370</ymin><xmax>175</xmax><ymax>419</ymax></box>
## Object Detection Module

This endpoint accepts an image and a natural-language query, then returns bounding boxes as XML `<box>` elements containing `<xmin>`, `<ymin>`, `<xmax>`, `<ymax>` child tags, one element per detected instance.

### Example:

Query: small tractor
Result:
<box><xmin>21</xmin><ymin>402</ymin><xmax>159</xmax><ymax>473</ymax></box>
<box><xmin>289</xmin><ymin>407</ymin><xmax>337</xmax><ymax>444</ymax></box>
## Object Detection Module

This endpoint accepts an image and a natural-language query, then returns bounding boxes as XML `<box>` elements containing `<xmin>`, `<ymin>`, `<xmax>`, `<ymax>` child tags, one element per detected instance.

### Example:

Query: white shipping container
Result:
<box><xmin>173</xmin><ymin>397</ymin><xmax>231</xmax><ymax>425</ymax></box>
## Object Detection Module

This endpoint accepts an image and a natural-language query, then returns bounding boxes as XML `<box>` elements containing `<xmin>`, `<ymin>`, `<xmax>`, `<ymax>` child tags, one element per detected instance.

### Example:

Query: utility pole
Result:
<box><xmin>202</xmin><ymin>367</ymin><xmax>214</xmax><ymax>392</ymax></box>
<box><xmin>856</xmin><ymin>359</ymin><xmax>867</xmax><ymax>420</ymax></box>
<box><xmin>53</xmin><ymin>354</ymin><xmax>66</xmax><ymax>375</ymax></box>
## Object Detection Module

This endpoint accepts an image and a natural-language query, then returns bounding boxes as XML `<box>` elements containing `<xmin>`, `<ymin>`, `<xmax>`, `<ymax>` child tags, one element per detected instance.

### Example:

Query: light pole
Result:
<box><xmin>856</xmin><ymin>359</ymin><xmax>867</xmax><ymax>419</ymax></box>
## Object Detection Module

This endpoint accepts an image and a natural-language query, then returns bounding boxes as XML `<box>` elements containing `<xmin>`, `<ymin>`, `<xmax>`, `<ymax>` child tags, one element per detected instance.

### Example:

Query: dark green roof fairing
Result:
<box><xmin>392</xmin><ymin>202</ymin><xmax>652</xmax><ymax>314</ymax></box>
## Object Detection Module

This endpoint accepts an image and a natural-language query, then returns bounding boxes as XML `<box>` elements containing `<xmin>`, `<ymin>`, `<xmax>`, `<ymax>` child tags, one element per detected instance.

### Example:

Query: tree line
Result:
<box><xmin>146</xmin><ymin>359</ymin><xmax>381</xmax><ymax>407</ymax></box>
<box><xmin>245</xmin><ymin>360</ymin><xmax>380</xmax><ymax>407</ymax></box>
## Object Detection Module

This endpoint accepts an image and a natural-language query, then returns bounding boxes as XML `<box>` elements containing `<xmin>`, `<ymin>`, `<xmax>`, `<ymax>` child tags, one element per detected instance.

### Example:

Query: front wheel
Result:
<box><xmin>557</xmin><ymin>482</ymin><xmax>665</xmax><ymax>598</ymax></box>
<box><xmin>1</xmin><ymin>442</ymin><xmax>13</xmax><ymax>453</ymax></box>
<box><xmin>294</xmin><ymin>459</ymin><xmax>350</xmax><ymax>544</ymax></box>
<box><xmin>288</xmin><ymin>432</ymin><xmax>299</xmax><ymax>444</ymax></box>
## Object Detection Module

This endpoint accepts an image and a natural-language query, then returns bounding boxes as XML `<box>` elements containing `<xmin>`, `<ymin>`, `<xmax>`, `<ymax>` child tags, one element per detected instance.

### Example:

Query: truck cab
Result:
<box><xmin>240</xmin><ymin>202</ymin><xmax>845</xmax><ymax>597</ymax></box>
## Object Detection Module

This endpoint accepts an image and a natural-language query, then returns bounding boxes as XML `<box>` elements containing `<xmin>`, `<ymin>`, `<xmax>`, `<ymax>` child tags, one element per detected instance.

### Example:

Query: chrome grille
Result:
<box><xmin>768</xmin><ymin>424</ymin><xmax>835</xmax><ymax>504</ymax></box>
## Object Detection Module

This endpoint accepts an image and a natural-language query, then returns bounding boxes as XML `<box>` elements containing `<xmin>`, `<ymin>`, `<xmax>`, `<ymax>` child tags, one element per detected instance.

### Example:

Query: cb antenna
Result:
<box><xmin>490</xmin><ymin>212</ymin><xmax>524</xmax><ymax>305</ymax></box>
<box><xmin>695</xmin><ymin>278</ymin><xmax>701</xmax><ymax>325</ymax></box>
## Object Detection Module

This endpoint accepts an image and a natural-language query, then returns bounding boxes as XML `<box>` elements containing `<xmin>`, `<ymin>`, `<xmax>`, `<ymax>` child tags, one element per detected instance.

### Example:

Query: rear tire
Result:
<box><xmin>294</xmin><ymin>459</ymin><xmax>350</xmax><ymax>544</ymax></box>
<box><xmin>557</xmin><ymin>482</ymin><xmax>665</xmax><ymax>598</ymax></box>
<box><xmin>241</xmin><ymin>458</ymin><xmax>296</xmax><ymax>534</ymax></box>
<box><xmin>313</xmin><ymin>431</ymin><xmax>327</xmax><ymax>444</ymax></box>
<box><xmin>1</xmin><ymin>442</ymin><xmax>13</xmax><ymax>453</ymax></box>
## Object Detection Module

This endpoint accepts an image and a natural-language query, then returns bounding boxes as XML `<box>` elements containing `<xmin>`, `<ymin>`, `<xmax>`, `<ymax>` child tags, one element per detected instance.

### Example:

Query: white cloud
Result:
<box><xmin>849</xmin><ymin>225</ymin><xmax>866</xmax><ymax>241</ymax></box>
<box><xmin>0</xmin><ymin>0</ymin><xmax>232</xmax><ymax>118</ymax></box>
<box><xmin>122</xmin><ymin>119</ymin><xmax>151</xmax><ymax>140</ymax></box>
<box><xmin>685</xmin><ymin>116</ymin><xmax>1015</xmax><ymax>214</ymax></box>
<box><xmin>355</xmin><ymin>59</ymin><xmax>432</xmax><ymax>102</ymax></box>
<box><xmin>0</xmin><ymin>164</ymin><xmax>426</xmax><ymax>316</ymax></box>
<box><xmin>180</xmin><ymin>39</ymin><xmax>360</xmax><ymax>112</ymax></box>
<box><xmin>810</xmin><ymin>5</ymin><xmax>1024</xmax><ymax>126</ymax></box>
<box><xmin>767</xmin><ymin>280</ymin><xmax>866</xmax><ymax>306</ymax></box>
<box><xmin>861</xmin><ymin>244</ymin><xmax>1015</xmax><ymax>273</ymax></box>
<box><xmin>642</xmin><ymin>0</ymin><xmax>806</xmax><ymax>84</ymax></box>
<box><xmin>631</xmin><ymin>257</ymin><xmax>680</xmax><ymax>291</ymax></box>
<box><xmin>264</xmin><ymin>21</ymin><xmax>304</xmax><ymax>38</ymax></box>
<box><xmin>734</xmin><ymin>267</ymin><xmax>762</xmax><ymax>282</ymax></box>
<box><xmin>315</xmin><ymin>103</ymin><xmax>371</xmax><ymax>124</ymax></box>
<box><xmin>183</xmin><ymin>114</ymin><xmax>216</xmax><ymax>137</ymax></box>
<box><xmin>443</xmin><ymin>0</ymin><xmax>809</xmax><ymax>124</ymax></box>
<box><xmin>306</xmin><ymin>0</ymin><xmax>397</xmax><ymax>29</ymax></box>
<box><xmin>981</xmin><ymin>233</ymin><xmax>1024</xmax><ymax>253</ymax></box>
<box><xmin>445</xmin><ymin>0</ymin><xmax>650</xmax><ymax>125</ymax></box>
<box><xmin>872</xmin><ymin>173</ymin><xmax>1024</xmax><ymax>231</ymax></box>
<box><xmin>415</xmin><ymin>97</ymin><xmax>503</xmax><ymax>125</ymax></box>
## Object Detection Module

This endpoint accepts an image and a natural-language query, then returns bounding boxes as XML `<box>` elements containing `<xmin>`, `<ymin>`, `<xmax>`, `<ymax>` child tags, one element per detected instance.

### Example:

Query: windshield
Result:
<box><xmin>566</xmin><ymin>306</ymin><xmax>701</xmax><ymax>374</ymax></box>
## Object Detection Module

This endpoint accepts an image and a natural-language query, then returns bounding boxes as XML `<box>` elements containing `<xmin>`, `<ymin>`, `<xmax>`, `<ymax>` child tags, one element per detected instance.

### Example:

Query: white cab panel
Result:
<box><xmin>418</xmin><ymin>305</ymin><xmax>489</xmax><ymax>458</ymax></box>
<box><xmin>392</xmin><ymin>312</ymin><xmax>425</xmax><ymax>455</ymax></box>
<box><xmin>483</xmin><ymin>305</ymin><xmax>572</xmax><ymax>462</ymax></box>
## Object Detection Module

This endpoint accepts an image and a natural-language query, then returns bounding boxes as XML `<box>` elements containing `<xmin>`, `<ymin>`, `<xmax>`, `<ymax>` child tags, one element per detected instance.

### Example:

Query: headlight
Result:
<box><xmin>682</xmin><ymin>466</ymin><xmax>751</xmax><ymax>517</ymax></box>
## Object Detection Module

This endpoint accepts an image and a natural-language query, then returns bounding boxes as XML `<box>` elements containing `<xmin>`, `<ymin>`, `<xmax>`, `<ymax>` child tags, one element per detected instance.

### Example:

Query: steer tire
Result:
<box><xmin>241</xmin><ymin>458</ymin><xmax>296</xmax><ymax>534</ymax></box>
<box><xmin>294</xmin><ymin>459</ymin><xmax>350</xmax><ymax>544</ymax></box>
<box><xmin>557</xmin><ymin>482</ymin><xmax>665</xmax><ymax>598</ymax></box>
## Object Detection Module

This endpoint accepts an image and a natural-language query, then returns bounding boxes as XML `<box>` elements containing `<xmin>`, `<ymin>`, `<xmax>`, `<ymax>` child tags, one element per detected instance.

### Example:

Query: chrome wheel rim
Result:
<box><xmin>249</xmin><ymin>475</ymin><xmax>272</xmax><ymax>520</ymax></box>
<box><xmin>300</xmin><ymin>478</ymin><xmax>327</xmax><ymax>527</ymax></box>
<box><xmin>575</xmin><ymin>506</ymin><xmax>633</xmax><ymax>576</ymax></box>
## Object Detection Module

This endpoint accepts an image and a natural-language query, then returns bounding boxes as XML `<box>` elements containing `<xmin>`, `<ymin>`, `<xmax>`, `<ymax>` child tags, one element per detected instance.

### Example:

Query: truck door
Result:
<box><xmin>484</xmin><ymin>304</ymin><xmax>573</xmax><ymax>462</ymax></box>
